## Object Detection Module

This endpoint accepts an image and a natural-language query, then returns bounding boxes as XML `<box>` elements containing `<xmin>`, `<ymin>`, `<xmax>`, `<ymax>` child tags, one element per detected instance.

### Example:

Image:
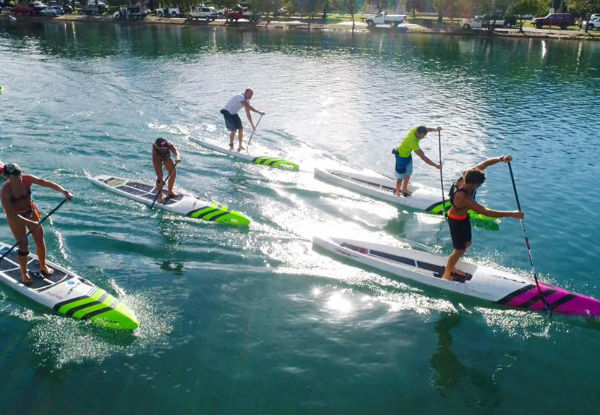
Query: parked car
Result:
<box><xmin>40</xmin><ymin>6</ymin><xmax>58</xmax><ymax>15</ymax></box>
<box><xmin>49</xmin><ymin>5</ymin><xmax>64</xmax><ymax>14</ymax></box>
<box><xmin>532</xmin><ymin>13</ymin><xmax>574</xmax><ymax>29</ymax></box>
<box><xmin>225</xmin><ymin>5</ymin><xmax>258</xmax><ymax>22</ymax></box>
<box><xmin>461</xmin><ymin>15</ymin><xmax>516</xmax><ymax>30</ymax></box>
<box><xmin>156</xmin><ymin>6</ymin><xmax>183</xmax><ymax>17</ymax></box>
<box><xmin>365</xmin><ymin>12</ymin><xmax>405</xmax><ymax>27</ymax></box>
<box><xmin>13</xmin><ymin>3</ymin><xmax>36</xmax><ymax>14</ymax></box>
<box><xmin>113</xmin><ymin>5</ymin><xmax>145</xmax><ymax>20</ymax></box>
<box><xmin>581</xmin><ymin>13</ymin><xmax>600</xmax><ymax>30</ymax></box>
<box><xmin>0</xmin><ymin>1</ymin><xmax>15</xmax><ymax>11</ymax></box>
<box><xmin>82</xmin><ymin>1</ymin><xmax>106</xmax><ymax>14</ymax></box>
<box><xmin>189</xmin><ymin>5</ymin><xmax>216</xmax><ymax>21</ymax></box>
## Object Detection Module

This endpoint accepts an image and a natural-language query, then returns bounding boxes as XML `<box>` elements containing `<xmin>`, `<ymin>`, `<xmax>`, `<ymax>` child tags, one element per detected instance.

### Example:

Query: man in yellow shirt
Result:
<box><xmin>393</xmin><ymin>125</ymin><xmax>442</xmax><ymax>197</ymax></box>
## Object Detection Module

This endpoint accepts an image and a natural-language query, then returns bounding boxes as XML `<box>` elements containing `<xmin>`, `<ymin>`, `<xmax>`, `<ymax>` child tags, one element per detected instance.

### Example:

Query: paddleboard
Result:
<box><xmin>191</xmin><ymin>137</ymin><xmax>299</xmax><ymax>171</ymax></box>
<box><xmin>0</xmin><ymin>243</ymin><xmax>138</xmax><ymax>330</ymax></box>
<box><xmin>90</xmin><ymin>175</ymin><xmax>250</xmax><ymax>226</ymax></box>
<box><xmin>313</xmin><ymin>236</ymin><xmax>600</xmax><ymax>318</ymax></box>
<box><xmin>314</xmin><ymin>168</ymin><xmax>497</xmax><ymax>223</ymax></box>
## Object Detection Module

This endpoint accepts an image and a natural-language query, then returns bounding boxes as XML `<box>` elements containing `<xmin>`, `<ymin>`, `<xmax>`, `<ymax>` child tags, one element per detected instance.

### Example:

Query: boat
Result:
<box><xmin>90</xmin><ymin>175</ymin><xmax>251</xmax><ymax>226</ymax></box>
<box><xmin>191</xmin><ymin>137</ymin><xmax>299</xmax><ymax>171</ymax></box>
<box><xmin>0</xmin><ymin>243</ymin><xmax>138</xmax><ymax>330</ymax></box>
<box><xmin>313</xmin><ymin>236</ymin><xmax>600</xmax><ymax>318</ymax></box>
<box><xmin>314</xmin><ymin>168</ymin><xmax>497</xmax><ymax>223</ymax></box>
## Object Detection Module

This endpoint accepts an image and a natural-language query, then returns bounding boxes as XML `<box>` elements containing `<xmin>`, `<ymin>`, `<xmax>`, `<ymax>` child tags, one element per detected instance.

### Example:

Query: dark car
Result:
<box><xmin>13</xmin><ymin>3</ymin><xmax>35</xmax><ymax>14</ymax></box>
<box><xmin>532</xmin><ymin>13</ymin><xmax>574</xmax><ymax>29</ymax></box>
<box><xmin>0</xmin><ymin>1</ymin><xmax>15</xmax><ymax>10</ymax></box>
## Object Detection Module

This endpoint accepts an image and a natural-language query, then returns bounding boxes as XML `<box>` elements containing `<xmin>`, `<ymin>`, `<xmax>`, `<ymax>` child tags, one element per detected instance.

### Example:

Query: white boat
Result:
<box><xmin>313</xmin><ymin>236</ymin><xmax>600</xmax><ymax>317</ymax></box>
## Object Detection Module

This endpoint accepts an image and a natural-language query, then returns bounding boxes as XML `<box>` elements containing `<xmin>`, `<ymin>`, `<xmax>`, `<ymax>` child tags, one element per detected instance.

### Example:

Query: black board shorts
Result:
<box><xmin>220</xmin><ymin>109</ymin><xmax>242</xmax><ymax>132</ymax></box>
<box><xmin>448</xmin><ymin>215</ymin><xmax>471</xmax><ymax>250</ymax></box>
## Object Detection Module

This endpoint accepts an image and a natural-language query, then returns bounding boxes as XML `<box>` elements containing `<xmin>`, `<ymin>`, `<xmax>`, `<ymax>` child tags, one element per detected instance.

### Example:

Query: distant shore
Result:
<box><xmin>2</xmin><ymin>12</ymin><xmax>599</xmax><ymax>42</ymax></box>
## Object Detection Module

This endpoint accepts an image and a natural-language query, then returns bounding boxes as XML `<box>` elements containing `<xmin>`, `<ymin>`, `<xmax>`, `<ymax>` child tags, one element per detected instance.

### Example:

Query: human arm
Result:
<box><xmin>474</xmin><ymin>155</ymin><xmax>512</xmax><ymax>171</ymax></box>
<box><xmin>426</xmin><ymin>126</ymin><xmax>442</xmax><ymax>133</ymax></box>
<box><xmin>454</xmin><ymin>191</ymin><xmax>523</xmax><ymax>219</ymax></box>
<box><xmin>170</xmin><ymin>143</ymin><xmax>181</xmax><ymax>162</ymax></box>
<box><xmin>28</xmin><ymin>175</ymin><xmax>73</xmax><ymax>201</ymax></box>
<box><xmin>244</xmin><ymin>105</ymin><xmax>255</xmax><ymax>130</ymax></box>
<box><xmin>414</xmin><ymin>149</ymin><xmax>441</xmax><ymax>170</ymax></box>
<box><xmin>242</xmin><ymin>100</ymin><xmax>264</xmax><ymax>116</ymax></box>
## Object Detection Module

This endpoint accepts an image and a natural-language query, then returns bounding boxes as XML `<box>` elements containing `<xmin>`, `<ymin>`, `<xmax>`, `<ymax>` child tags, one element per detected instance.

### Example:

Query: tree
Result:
<box><xmin>335</xmin><ymin>0</ymin><xmax>366</xmax><ymax>30</ymax></box>
<box><xmin>508</xmin><ymin>0</ymin><xmax>548</xmax><ymax>31</ymax></box>
<box><xmin>251</xmin><ymin>0</ymin><xmax>284</xmax><ymax>23</ymax></box>
<box><xmin>569</xmin><ymin>0</ymin><xmax>600</xmax><ymax>32</ymax></box>
<box><xmin>295</xmin><ymin>0</ymin><xmax>327</xmax><ymax>28</ymax></box>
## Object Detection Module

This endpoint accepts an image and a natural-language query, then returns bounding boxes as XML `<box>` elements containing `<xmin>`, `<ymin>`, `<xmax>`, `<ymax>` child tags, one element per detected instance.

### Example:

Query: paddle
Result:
<box><xmin>508</xmin><ymin>161</ymin><xmax>552</xmax><ymax>318</ymax></box>
<box><xmin>0</xmin><ymin>198</ymin><xmax>68</xmax><ymax>264</ymax></box>
<box><xmin>247</xmin><ymin>113</ymin><xmax>263</xmax><ymax>147</ymax></box>
<box><xmin>150</xmin><ymin>160</ymin><xmax>179</xmax><ymax>209</ymax></box>
<box><xmin>437</xmin><ymin>129</ymin><xmax>446</xmax><ymax>218</ymax></box>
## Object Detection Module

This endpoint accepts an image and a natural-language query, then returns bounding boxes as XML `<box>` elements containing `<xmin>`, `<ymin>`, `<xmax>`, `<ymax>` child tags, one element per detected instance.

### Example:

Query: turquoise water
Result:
<box><xmin>1</xmin><ymin>20</ymin><xmax>600</xmax><ymax>413</ymax></box>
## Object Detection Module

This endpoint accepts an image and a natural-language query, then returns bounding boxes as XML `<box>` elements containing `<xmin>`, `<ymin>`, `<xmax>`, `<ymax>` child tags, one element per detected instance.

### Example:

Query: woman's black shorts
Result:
<box><xmin>448</xmin><ymin>216</ymin><xmax>471</xmax><ymax>250</ymax></box>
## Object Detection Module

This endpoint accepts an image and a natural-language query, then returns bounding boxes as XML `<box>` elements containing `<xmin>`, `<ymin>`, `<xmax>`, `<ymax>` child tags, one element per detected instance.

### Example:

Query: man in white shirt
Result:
<box><xmin>220</xmin><ymin>88</ymin><xmax>265</xmax><ymax>151</ymax></box>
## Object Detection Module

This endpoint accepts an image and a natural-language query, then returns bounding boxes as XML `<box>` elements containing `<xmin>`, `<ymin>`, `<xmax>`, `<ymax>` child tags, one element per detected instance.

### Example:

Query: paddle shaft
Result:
<box><xmin>247</xmin><ymin>114</ymin><xmax>263</xmax><ymax>147</ymax></box>
<box><xmin>508</xmin><ymin>161</ymin><xmax>552</xmax><ymax>318</ymax></box>
<box><xmin>437</xmin><ymin>130</ymin><xmax>446</xmax><ymax>218</ymax></box>
<box><xmin>150</xmin><ymin>160</ymin><xmax>179</xmax><ymax>209</ymax></box>
<box><xmin>0</xmin><ymin>198</ymin><xmax>68</xmax><ymax>263</ymax></box>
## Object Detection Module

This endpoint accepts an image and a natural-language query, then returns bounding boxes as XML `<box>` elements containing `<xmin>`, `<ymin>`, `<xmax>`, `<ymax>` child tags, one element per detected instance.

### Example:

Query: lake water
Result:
<box><xmin>1</xmin><ymin>20</ymin><xmax>600</xmax><ymax>413</ymax></box>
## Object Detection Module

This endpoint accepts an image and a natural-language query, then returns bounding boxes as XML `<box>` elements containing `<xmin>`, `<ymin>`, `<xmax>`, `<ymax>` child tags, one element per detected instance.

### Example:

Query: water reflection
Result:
<box><xmin>429</xmin><ymin>313</ymin><xmax>499</xmax><ymax>406</ymax></box>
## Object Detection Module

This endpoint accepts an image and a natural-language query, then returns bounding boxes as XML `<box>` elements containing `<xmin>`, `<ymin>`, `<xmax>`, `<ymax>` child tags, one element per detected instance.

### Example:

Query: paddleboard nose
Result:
<box><xmin>88</xmin><ymin>304</ymin><xmax>139</xmax><ymax>331</ymax></box>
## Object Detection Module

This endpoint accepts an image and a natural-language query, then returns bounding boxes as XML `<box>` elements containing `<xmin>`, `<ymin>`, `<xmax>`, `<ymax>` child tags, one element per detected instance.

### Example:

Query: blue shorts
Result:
<box><xmin>394</xmin><ymin>159</ymin><xmax>413</xmax><ymax>179</ymax></box>
<box><xmin>220</xmin><ymin>109</ymin><xmax>242</xmax><ymax>132</ymax></box>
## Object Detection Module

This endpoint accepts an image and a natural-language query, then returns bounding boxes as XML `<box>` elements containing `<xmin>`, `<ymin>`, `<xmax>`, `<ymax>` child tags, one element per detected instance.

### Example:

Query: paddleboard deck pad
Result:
<box><xmin>313</xmin><ymin>236</ymin><xmax>600</xmax><ymax>318</ymax></box>
<box><xmin>0</xmin><ymin>243</ymin><xmax>138</xmax><ymax>330</ymax></box>
<box><xmin>314</xmin><ymin>168</ymin><xmax>497</xmax><ymax>224</ymax></box>
<box><xmin>192</xmin><ymin>138</ymin><xmax>299</xmax><ymax>171</ymax></box>
<box><xmin>91</xmin><ymin>175</ymin><xmax>250</xmax><ymax>226</ymax></box>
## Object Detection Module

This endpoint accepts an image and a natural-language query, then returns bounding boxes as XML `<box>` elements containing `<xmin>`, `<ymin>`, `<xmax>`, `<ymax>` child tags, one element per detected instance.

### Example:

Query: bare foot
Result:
<box><xmin>402</xmin><ymin>190</ymin><xmax>412</xmax><ymax>197</ymax></box>
<box><xmin>21</xmin><ymin>274</ymin><xmax>33</xmax><ymax>286</ymax></box>
<box><xmin>167</xmin><ymin>192</ymin><xmax>177</xmax><ymax>199</ymax></box>
<box><xmin>40</xmin><ymin>266</ymin><xmax>54</xmax><ymax>277</ymax></box>
<box><xmin>229</xmin><ymin>144</ymin><xmax>234</xmax><ymax>150</ymax></box>
<box><xmin>237</xmin><ymin>146</ymin><xmax>245</xmax><ymax>152</ymax></box>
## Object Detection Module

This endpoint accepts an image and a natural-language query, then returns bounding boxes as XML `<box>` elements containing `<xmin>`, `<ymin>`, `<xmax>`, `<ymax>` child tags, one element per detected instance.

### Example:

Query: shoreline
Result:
<box><xmin>2</xmin><ymin>13</ymin><xmax>600</xmax><ymax>42</ymax></box>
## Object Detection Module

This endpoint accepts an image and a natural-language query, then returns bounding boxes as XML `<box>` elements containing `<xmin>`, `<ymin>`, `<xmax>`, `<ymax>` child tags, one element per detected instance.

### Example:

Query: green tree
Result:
<box><xmin>508</xmin><ymin>0</ymin><xmax>548</xmax><ymax>31</ymax></box>
<box><xmin>569</xmin><ymin>0</ymin><xmax>600</xmax><ymax>32</ymax></box>
<box><xmin>251</xmin><ymin>0</ymin><xmax>284</xmax><ymax>23</ymax></box>
<box><xmin>335</xmin><ymin>0</ymin><xmax>366</xmax><ymax>29</ymax></box>
<box><xmin>295</xmin><ymin>0</ymin><xmax>327</xmax><ymax>28</ymax></box>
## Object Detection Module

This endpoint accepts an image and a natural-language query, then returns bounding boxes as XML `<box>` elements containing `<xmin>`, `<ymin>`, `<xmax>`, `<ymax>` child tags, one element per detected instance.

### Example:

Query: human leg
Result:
<box><xmin>238</xmin><ymin>128</ymin><xmax>244</xmax><ymax>151</ymax></box>
<box><xmin>164</xmin><ymin>158</ymin><xmax>177</xmax><ymax>198</ymax></box>
<box><xmin>229</xmin><ymin>130</ymin><xmax>236</xmax><ymax>149</ymax></box>
<box><xmin>153</xmin><ymin>157</ymin><xmax>165</xmax><ymax>204</ymax></box>
<box><xmin>29</xmin><ymin>216</ymin><xmax>53</xmax><ymax>276</ymax></box>
<box><xmin>442</xmin><ymin>249</ymin><xmax>465</xmax><ymax>280</ymax></box>
<box><xmin>7</xmin><ymin>218</ymin><xmax>31</xmax><ymax>284</ymax></box>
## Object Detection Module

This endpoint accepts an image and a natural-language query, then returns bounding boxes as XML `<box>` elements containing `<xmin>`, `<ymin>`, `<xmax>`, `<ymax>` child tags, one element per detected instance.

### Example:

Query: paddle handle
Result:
<box><xmin>247</xmin><ymin>114</ymin><xmax>263</xmax><ymax>147</ymax></box>
<box><xmin>0</xmin><ymin>198</ymin><xmax>68</xmax><ymax>263</ymax></box>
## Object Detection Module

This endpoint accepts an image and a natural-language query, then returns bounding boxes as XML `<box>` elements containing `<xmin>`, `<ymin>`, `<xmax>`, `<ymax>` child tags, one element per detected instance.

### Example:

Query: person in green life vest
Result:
<box><xmin>393</xmin><ymin>126</ymin><xmax>442</xmax><ymax>197</ymax></box>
